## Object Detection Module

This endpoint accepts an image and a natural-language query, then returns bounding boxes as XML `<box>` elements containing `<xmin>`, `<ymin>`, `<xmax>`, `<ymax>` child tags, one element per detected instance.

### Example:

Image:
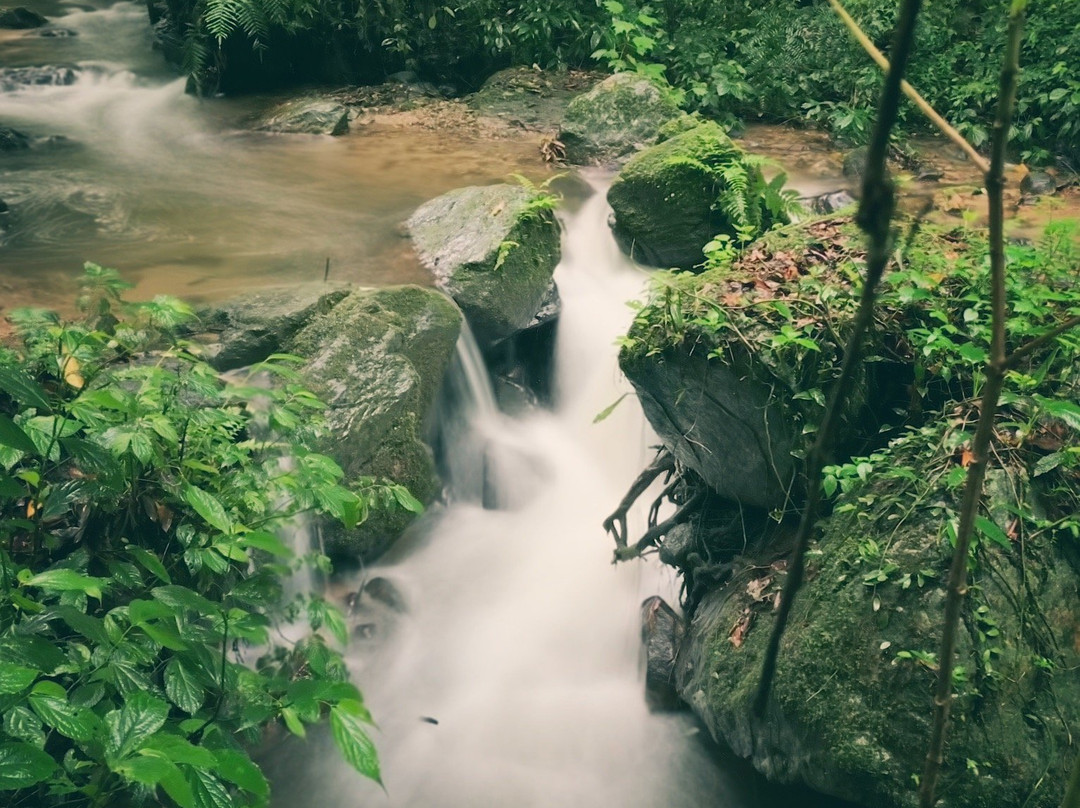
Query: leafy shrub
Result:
<box><xmin>0</xmin><ymin>265</ymin><xmax>404</xmax><ymax>806</ymax></box>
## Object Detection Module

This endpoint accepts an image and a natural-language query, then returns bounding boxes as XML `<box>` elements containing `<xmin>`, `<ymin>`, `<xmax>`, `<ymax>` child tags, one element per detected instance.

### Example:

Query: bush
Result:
<box><xmin>0</xmin><ymin>265</ymin><xmax>406</xmax><ymax>806</ymax></box>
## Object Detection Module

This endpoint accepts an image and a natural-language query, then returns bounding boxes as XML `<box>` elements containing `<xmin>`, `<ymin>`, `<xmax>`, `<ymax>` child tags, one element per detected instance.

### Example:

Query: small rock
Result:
<box><xmin>915</xmin><ymin>167</ymin><xmax>945</xmax><ymax>182</ymax></box>
<box><xmin>641</xmin><ymin>596</ymin><xmax>685</xmax><ymax>711</ymax></box>
<box><xmin>842</xmin><ymin>145</ymin><xmax>868</xmax><ymax>181</ymax></box>
<box><xmin>0</xmin><ymin>6</ymin><xmax>47</xmax><ymax>28</ymax></box>
<box><xmin>0</xmin><ymin>125</ymin><xmax>30</xmax><ymax>151</ymax></box>
<box><xmin>807</xmin><ymin>189</ymin><xmax>856</xmax><ymax>215</ymax></box>
<box><xmin>1020</xmin><ymin>170</ymin><xmax>1056</xmax><ymax>196</ymax></box>
<box><xmin>257</xmin><ymin>97</ymin><xmax>349</xmax><ymax>136</ymax></box>
<box><xmin>360</xmin><ymin>577</ymin><xmax>407</xmax><ymax>613</ymax></box>
<box><xmin>0</xmin><ymin>65</ymin><xmax>79</xmax><ymax>91</ymax></box>
<box><xmin>33</xmin><ymin>27</ymin><xmax>78</xmax><ymax>37</ymax></box>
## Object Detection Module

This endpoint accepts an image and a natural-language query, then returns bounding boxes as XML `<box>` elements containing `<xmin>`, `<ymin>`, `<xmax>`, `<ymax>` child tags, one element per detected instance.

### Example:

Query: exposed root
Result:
<box><xmin>602</xmin><ymin>448</ymin><xmax>676</xmax><ymax>549</ymax></box>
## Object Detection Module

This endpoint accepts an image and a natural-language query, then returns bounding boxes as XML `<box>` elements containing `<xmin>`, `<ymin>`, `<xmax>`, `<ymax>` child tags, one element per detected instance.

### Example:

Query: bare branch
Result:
<box><xmin>919</xmin><ymin>3</ymin><xmax>1028</xmax><ymax>806</ymax></box>
<box><xmin>753</xmin><ymin>0</ymin><xmax>925</xmax><ymax>717</ymax></box>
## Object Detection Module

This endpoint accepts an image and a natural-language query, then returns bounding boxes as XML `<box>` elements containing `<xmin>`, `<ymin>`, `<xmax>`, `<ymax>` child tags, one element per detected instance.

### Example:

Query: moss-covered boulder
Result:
<box><xmin>677</xmin><ymin>426</ymin><xmax>1080</xmax><ymax>808</ymax></box>
<box><xmin>256</xmin><ymin>97</ymin><xmax>350</xmax><ymax>136</ymax></box>
<box><xmin>607</xmin><ymin>122</ymin><xmax>789</xmax><ymax>269</ymax></box>
<box><xmin>406</xmin><ymin>184</ymin><xmax>561</xmax><ymax>344</ymax></box>
<box><xmin>287</xmin><ymin>286</ymin><xmax>461</xmax><ymax>560</ymax></box>
<box><xmin>559</xmin><ymin>73</ymin><xmax>682</xmax><ymax>164</ymax></box>
<box><xmin>197</xmin><ymin>283</ymin><xmax>350</xmax><ymax>371</ymax></box>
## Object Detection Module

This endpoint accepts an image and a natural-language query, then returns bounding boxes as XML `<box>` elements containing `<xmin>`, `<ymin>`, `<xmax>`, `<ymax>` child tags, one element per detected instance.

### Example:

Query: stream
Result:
<box><xmin>1</xmin><ymin>4</ymin><xmax>887</xmax><ymax>806</ymax></box>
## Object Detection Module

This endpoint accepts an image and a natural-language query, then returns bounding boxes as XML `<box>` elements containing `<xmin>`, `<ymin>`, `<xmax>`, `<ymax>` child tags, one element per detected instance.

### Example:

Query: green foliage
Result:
<box><xmin>0</xmin><ymin>265</ymin><xmax>400</xmax><ymax>806</ymax></box>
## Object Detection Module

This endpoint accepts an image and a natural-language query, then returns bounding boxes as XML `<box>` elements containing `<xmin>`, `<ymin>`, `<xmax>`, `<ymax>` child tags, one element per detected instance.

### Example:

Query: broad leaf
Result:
<box><xmin>213</xmin><ymin>749</ymin><xmax>269</xmax><ymax>798</ymax></box>
<box><xmin>0</xmin><ymin>742</ymin><xmax>56</xmax><ymax>790</ymax></box>
<box><xmin>164</xmin><ymin>659</ymin><xmax>205</xmax><ymax>715</ymax></box>
<box><xmin>0</xmin><ymin>662</ymin><xmax>38</xmax><ymax>694</ymax></box>
<box><xmin>21</xmin><ymin>569</ymin><xmax>106</xmax><ymax>600</ymax></box>
<box><xmin>183</xmin><ymin>485</ymin><xmax>232</xmax><ymax>534</ymax></box>
<box><xmin>329</xmin><ymin>701</ymin><xmax>381</xmax><ymax>783</ymax></box>
<box><xmin>0</xmin><ymin>414</ymin><xmax>38</xmax><ymax>455</ymax></box>
<box><xmin>106</xmin><ymin>692</ymin><xmax>170</xmax><ymax>760</ymax></box>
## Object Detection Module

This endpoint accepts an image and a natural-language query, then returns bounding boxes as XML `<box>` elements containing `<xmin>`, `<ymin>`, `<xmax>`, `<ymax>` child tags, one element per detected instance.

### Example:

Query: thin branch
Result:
<box><xmin>1005</xmin><ymin>313</ymin><xmax>1080</xmax><ymax>369</ymax></box>
<box><xmin>827</xmin><ymin>0</ymin><xmax>990</xmax><ymax>174</ymax></box>
<box><xmin>1063</xmin><ymin>753</ymin><xmax>1080</xmax><ymax>808</ymax></box>
<box><xmin>919</xmin><ymin>3</ymin><xmax>1027</xmax><ymax>806</ymax></box>
<box><xmin>752</xmin><ymin>0</ymin><xmax>924</xmax><ymax>717</ymax></box>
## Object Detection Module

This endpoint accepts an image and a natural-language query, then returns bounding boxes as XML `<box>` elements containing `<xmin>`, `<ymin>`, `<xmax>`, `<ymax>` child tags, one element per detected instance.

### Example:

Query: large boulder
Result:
<box><xmin>287</xmin><ymin>286</ymin><xmax>462</xmax><ymax>560</ymax></box>
<box><xmin>406</xmin><ymin>183</ymin><xmax>561</xmax><ymax>344</ymax></box>
<box><xmin>196</xmin><ymin>283</ymin><xmax>350</xmax><ymax>371</ymax></box>
<box><xmin>676</xmin><ymin>429</ymin><xmax>1080</xmax><ymax>808</ymax></box>
<box><xmin>0</xmin><ymin>6</ymin><xmax>47</xmax><ymax>27</ymax></box>
<box><xmin>559</xmin><ymin>73</ymin><xmax>681</xmax><ymax>164</ymax></box>
<box><xmin>621</xmin><ymin>340</ymin><xmax>797</xmax><ymax>511</ymax></box>
<box><xmin>607</xmin><ymin>122</ymin><xmax>787</xmax><ymax>269</ymax></box>
<box><xmin>256</xmin><ymin>97</ymin><xmax>350</xmax><ymax>136</ymax></box>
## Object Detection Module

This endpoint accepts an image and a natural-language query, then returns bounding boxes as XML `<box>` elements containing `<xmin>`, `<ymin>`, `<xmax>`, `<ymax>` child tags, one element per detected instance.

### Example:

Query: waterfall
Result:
<box><xmin>263</xmin><ymin>176</ymin><xmax>762</xmax><ymax>807</ymax></box>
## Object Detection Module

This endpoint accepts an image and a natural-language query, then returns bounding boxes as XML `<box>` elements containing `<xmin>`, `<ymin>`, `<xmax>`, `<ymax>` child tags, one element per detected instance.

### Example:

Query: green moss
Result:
<box><xmin>560</xmin><ymin>72</ymin><xmax>682</xmax><ymax>163</ymax></box>
<box><xmin>287</xmin><ymin>286</ymin><xmax>462</xmax><ymax>561</ymax></box>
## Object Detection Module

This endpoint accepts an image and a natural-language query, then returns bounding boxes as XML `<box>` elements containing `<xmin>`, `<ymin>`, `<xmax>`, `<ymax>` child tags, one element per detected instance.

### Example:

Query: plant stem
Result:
<box><xmin>918</xmin><ymin>3</ymin><xmax>1027</xmax><ymax>805</ymax></box>
<box><xmin>827</xmin><ymin>0</ymin><xmax>989</xmax><ymax>173</ymax></box>
<box><xmin>1063</xmin><ymin>753</ymin><xmax>1080</xmax><ymax>808</ymax></box>
<box><xmin>752</xmin><ymin>0</ymin><xmax>923</xmax><ymax>717</ymax></box>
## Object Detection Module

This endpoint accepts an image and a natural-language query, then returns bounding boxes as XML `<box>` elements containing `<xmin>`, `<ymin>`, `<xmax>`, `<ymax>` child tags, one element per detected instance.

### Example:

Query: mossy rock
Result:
<box><xmin>406</xmin><ymin>184</ymin><xmax>561</xmax><ymax>344</ymax></box>
<box><xmin>559</xmin><ymin>73</ymin><xmax>682</xmax><ymax>164</ymax></box>
<box><xmin>256</xmin><ymin>97</ymin><xmax>350</xmax><ymax>136</ymax></box>
<box><xmin>286</xmin><ymin>286</ymin><xmax>462</xmax><ymax>561</ymax></box>
<box><xmin>196</xmin><ymin>283</ymin><xmax>350</xmax><ymax>371</ymax></box>
<box><xmin>677</xmin><ymin>429</ymin><xmax>1080</xmax><ymax>808</ymax></box>
<box><xmin>607</xmin><ymin>121</ymin><xmax>783</xmax><ymax>269</ymax></box>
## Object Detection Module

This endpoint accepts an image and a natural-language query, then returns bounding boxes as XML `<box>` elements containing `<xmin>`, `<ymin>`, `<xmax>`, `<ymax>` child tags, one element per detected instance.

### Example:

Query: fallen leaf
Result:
<box><xmin>960</xmin><ymin>448</ymin><xmax>976</xmax><ymax>467</ymax></box>
<box><xmin>729</xmin><ymin>608</ymin><xmax>753</xmax><ymax>648</ymax></box>
<box><xmin>746</xmin><ymin>575</ymin><xmax>773</xmax><ymax>602</ymax></box>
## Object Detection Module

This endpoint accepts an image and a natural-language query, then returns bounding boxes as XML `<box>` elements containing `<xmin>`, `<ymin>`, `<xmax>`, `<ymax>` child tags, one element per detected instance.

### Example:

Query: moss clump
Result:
<box><xmin>607</xmin><ymin>122</ymin><xmax>793</xmax><ymax>269</ymax></box>
<box><xmin>680</xmin><ymin>419</ymin><xmax>1080</xmax><ymax>808</ymax></box>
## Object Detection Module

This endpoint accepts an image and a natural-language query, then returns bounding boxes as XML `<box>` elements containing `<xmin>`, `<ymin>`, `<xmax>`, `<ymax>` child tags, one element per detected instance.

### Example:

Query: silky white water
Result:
<box><xmin>263</xmin><ymin>185</ymin><xmax>776</xmax><ymax>807</ymax></box>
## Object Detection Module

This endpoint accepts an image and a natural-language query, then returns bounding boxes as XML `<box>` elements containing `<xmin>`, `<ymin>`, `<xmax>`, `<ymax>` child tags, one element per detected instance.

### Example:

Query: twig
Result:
<box><xmin>752</xmin><ymin>0</ymin><xmax>925</xmax><ymax>718</ymax></box>
<box><xmin>918</xmin><ymin>3</ymin><xmax>1027</xmax><ymax>806</ymax></box>
<box><xmin>827</xmin><ymin>0</ymin><xmax>990</xmax><ymax>174</ymax></box>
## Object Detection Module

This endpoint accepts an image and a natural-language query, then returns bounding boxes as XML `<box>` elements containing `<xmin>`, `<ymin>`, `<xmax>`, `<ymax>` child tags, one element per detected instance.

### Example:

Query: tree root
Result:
<box><xmin>602</xmin><ymin>449</ymin><xmax>675</xmax><ymax>549</ymax></box>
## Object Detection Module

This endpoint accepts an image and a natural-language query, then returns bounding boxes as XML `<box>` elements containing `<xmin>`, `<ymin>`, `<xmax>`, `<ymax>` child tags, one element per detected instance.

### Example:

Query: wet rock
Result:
<box><xmin>0</xmin><ymin>125</ymin><xmax>30</xmax><ymax>151</ymax></box>
<box><xmin>914</xmin><ymin>167</ymin><xmax>944</xmax><ymax>182</ymax></box>
<box><xmin>806</xmin><ymin>190</ymin><xmax>855</xmax><ymax>215</ymax></box>
<box><xmin>256</xmin><ymin>97</ymin><xmax>350</xmax><ymax>136</ymax></box>
<box><xmin>359</xmin><ymin>576</ymin><xmax>407</xmax><ymax>613</ymax></box>
<box><xmin>641</xmin><ymin>596</ymin><xmax>685</xmax><ymax>711</ymax></box>
<box><xmin>0</xmin><ymin>65</ymin><xmax>78</xmax><ymax>91</ymax></box>
<box><xmin>559</xmin><ymin>73</ymin><xmax>681</xmax><ymax>164</ymax></box>
<box><xmin>287</xmin><ymin>286</ymin><xmax>462</xmax><ymax>561</ymax></box>
<box><xmin>1020</xmin><ymin>170</ymin><xmax>1056</xmax><ymax>196</ymax></box>
<box><xmin>0</xmin><ymin>6</ymin><xmax>47</xmax><ymax>27</ymax></box>
<box><xmin>0</xmin><ymin>174</ymin><xmax>131</xmax><ymax>246</ymax></box>
<box><xmin>407</xmin><ymin>183</ymin><xmax>561</xmax><ymax>344</ymax></box>
<box><xmin>194</xmin><ymin>283</ymin><xmax>350</xmax><ymax>371</ymax></box>
<box><xmin>841</xmin><ymin>145</ymin><xmax>867</xmax><ymax>182</ymax></box>
<box><xmin>607</xmin><ymin>122</ymin><xmax>788</xmax><ymax>269</ymax></box>
<box><xmin>33</xmin><ymin>27</ymin><xmax>78</xmax><ymax>37</ymax></box>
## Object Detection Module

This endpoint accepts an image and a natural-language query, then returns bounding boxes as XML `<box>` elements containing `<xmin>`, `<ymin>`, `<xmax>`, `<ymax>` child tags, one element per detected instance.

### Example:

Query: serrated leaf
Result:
<box><xmin>140</xmin><ymin>734</ymin><xmax>215</xmax><ymax>767</ymax></box>
<box><xmin>183</xmin><ymin>485</ymin><xmax>232</xmax><ymax>534</ymax></box>
<box><xmin>188</xmin><ymin>767</ymin><xmax>233</xmax><ymax>808</ymax></box>
<box><xmin>164</xmin><ymin>659</ymin><xmax>205</xmax><ymax>715</ymax></box>
<box><xmin>30</xmin><ymin>685</ymin><xmax>99</xmax><ymax>742</ymax></box>
<box><xmin>280</xmin><ymin>706</ymin><xmax>305</xmax><ymax>738</ymax></box>
<box><xmin>0</xmin><ymin>366</ymin><xmax>52</xmax><ymax>411</ymax></box>
<box><xmin>3</xmin><ymin>704</ymin><xmax>44</xmax><ymax>746</ymax></box>
<box><xmin>106</xmin><ymin>692</ymin><xmax>169</xmax><ymax>760</ymax></box>
<box><xmin>0</xmin><ymin>662</ymin><xmax>39</xmax><ymax>694</ymax></box>
<box><xmin>330</xmin><ymin>702</ymin><xmax>380</xmax><ymax>783</ymax></box>
<box><xmin>152</xmin><ymin>585</ymin><xmax>219</xmax><ymax>616</ymax></box>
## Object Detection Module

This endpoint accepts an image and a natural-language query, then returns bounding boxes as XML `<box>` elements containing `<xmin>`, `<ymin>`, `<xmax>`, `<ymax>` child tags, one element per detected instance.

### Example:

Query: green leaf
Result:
<box><xmin>392</xmin><ymin>486</ymin><xmax>423</xmax><ymax>515</ymax></box>
<box><xmin>975</xmin><ymin>516</ymin><xmax>1012</xmax><ymax>550</ymax></box>
<box><xmin>188</xmin><ymin>767</ymin><xmax>234</xmax><ymax>808</ymax></box>
<box><xmin>0</xmin><ymin>742</ymin><xmax>57</xmax><ymax>790</ymax></box>
<box><xmin>183</xmin><ymin>485</ymin><xmax>232</xmax><ymax>534</ymax></box>
<box><xmin>281</xmin><ymin>706</ymin><xmax>306</xmax><ymax>738</ymax></box>
<box><xmin>1033</xmin><ymin>452</ymin><xmax>1064</xmax><ymax>477</ymax></box>
<box><xmin>0</xmin><ymin>414</ymin><xmax>38</xmax><ymax>455</ymax></box>
<box><xmin>152</xmin><ymin>585</ymin><xmax>219</xmax><ymax>616</ymax></box>
<box><xmin>164</xmin><ymin>659</ymin><xmax>206</xmax><ymax>715</ymax></box>
<box><xmin>29</xmin><ymin>684</ymin><xmax>99</xmax><ymax>742</ymax></box>
<box><xmin>0</xmin><ymin>662</ymin><xmax>39</xmax><ymax>694</ymax></box>
<box><xmin>106</xmin><ymin>692</ymin><xmax>170</xmax><ymax>760</ymax></box>
<box><xmin>21</xmin><ymin>569</ymin><xmax>106</xmax><ymax>600</ymax></box>
<box><xmin>592</xmin><ymin>393</ymin><xmax>629</xmax><ymax>424</ymax></box>
<box><xmin>52</xmin><ymin>605</ymin><xmax>109</xmax><ymax>645</ymax></box>
<box><xmin>330</xmin><ymin>701</ymin><xmax>381</xmax><ymax>783</ymax></box>
<box><xmin>128</xmin><ymin>546</ymin><xmax>172</xmax><ymax>584</ymax></box>
<box><xmin>237</xmin><ymin>530</ymin><xmax>293</xmax><ymax>558</ymax></box>
<box><xmin>0</xmin><ymin>366</ymin><xmax>52</xmax><ymax>411</ymax></box>
<box><xmin>214</xmin><ymin>749</ymin><xmax>269</xmax><ymax>798</ymax></box>
<box><xmin>140</xmin><ymin>734</ymin><xmax>216</xmax><ymax>768</ymax></box>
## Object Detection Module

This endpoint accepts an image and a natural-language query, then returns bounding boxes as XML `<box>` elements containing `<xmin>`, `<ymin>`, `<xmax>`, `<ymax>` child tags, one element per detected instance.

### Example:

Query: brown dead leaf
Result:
<box><xmin>722</xmin><ymin>292</ymin><xmax>744</xmax><ymax>307</ymax></box>
<box><xmin>960</xmin><ymin>448</ymin><xmax>976</xmax><ymax>468</ymax></box>
<box><xmin>729</xmin><ymin>608</ymin><xmax>753</xmax><ymax>648</ymax></box>
<box><xmin>746</xmin><ymin>575</ymin><xmax>773</xmax><ymax>602</ymax></box>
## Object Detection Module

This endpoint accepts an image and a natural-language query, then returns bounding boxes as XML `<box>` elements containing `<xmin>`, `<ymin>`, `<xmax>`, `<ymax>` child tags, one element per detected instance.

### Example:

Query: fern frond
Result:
<box><xmin>203</xmin><ymin>0</ymin><xmax>240</xmax><ymax>41</ymax></box>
